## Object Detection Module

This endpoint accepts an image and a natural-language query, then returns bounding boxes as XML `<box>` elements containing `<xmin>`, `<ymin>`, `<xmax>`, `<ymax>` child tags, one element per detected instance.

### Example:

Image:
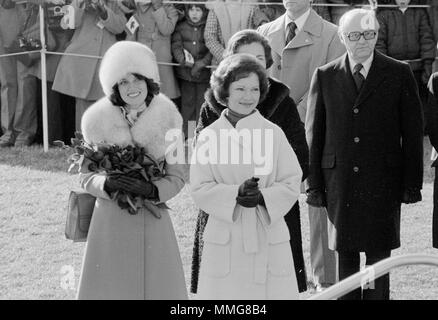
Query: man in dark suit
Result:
<box><xmin>305</xmin><ymin>8</ymin><xmax>424</xmax><ymax>300</ymax></box>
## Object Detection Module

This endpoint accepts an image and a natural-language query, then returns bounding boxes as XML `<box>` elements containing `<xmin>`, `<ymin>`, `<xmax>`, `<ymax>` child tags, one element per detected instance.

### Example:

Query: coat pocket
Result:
<box><xmin>321</xmin><ymin>154</ymin><xmax>336</xmax><ymax>169</ymax></box>
<box><xmin>267</xmin><ymin>222</ymin><xmax>293</xmax><ymax>277</ymax></box>
<box><xmin>201</xmin><ymin>221</ymin><xmax>231</xmax><ymax>278</ymax></box>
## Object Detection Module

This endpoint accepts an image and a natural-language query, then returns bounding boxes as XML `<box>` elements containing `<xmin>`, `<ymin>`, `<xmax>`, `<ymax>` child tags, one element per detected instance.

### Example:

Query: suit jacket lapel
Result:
<box><xmin>285</xmin><ymin>9</ymin><xmax>322</xmax><ymax>50</ymax></box>
<box><xmin>355</xmin><ymin>51</ymin><xmax>387</xmax><ymax>106</ymax></box>
<box><xmin>267</xmin><ymin>15</ymin><xmax>286</xmax><ymax>57</ymax></box>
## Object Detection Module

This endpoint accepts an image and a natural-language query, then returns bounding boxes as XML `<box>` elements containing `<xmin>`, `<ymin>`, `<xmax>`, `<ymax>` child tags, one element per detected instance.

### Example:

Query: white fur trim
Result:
<box><xmin>81</xmin><ymin>94</ymin><xmax>183</xmax><ymax>160</ymax></box>
<box><xmin>99</xmin><ymin>41</ymin><xmax>161</xmax><ymax>96</ymax></box>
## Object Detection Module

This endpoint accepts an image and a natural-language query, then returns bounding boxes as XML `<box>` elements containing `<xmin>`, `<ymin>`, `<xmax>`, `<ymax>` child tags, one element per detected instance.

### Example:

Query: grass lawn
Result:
<box><xmin>0</xmin><ymin>139</ymin><xmax>438</xmax><ymax>300</ymax></box>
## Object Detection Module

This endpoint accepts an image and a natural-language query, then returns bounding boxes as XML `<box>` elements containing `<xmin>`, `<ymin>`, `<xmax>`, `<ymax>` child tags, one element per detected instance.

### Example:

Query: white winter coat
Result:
<box><xmin>190</xmin><ymin>110</ymin><xmax>302</xmax><ymax>300</ymax></box>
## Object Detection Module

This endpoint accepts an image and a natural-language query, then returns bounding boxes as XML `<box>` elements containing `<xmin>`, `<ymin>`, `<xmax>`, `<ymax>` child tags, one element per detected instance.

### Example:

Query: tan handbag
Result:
<box><xmin>65</xmin><ymin>189</ymin><xmax>96</xmax><ymax>242</ymax></box>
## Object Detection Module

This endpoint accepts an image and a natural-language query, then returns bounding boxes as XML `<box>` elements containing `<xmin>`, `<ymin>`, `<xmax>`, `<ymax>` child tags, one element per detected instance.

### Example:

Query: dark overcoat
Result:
<box><xmin>307</xmin><ymin>51</ymin><xmax>424</xmax><ymax>252</ymax></box>
<box><xmin>425</xmin><ymin>72</ymin><xmax>438</xmax><ymax>248</ymax></box>
<box><xmin>190</xmin><ymin>77</ymin><xmax>309</xmax><ymax>293</ymax></box>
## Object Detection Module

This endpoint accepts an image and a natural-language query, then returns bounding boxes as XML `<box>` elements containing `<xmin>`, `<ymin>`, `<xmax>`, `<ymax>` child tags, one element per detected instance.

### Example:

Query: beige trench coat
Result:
<box><xmin>258</xmin><ymin>10</ymin><xmax>345</xmax><ymax>121</ymax></box>
<box><xmin>126</xmin><ymin>4</ymin><xmax>180</xmax><ymax>99</ymax></box>
<box><xmin>52</xmin><ymin>0</ymin><xmax>126</xmax><ymax>100</ymax></box>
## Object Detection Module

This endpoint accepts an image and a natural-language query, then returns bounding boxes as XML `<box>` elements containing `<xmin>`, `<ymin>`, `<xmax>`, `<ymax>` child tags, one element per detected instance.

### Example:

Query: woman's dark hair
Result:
<box><xmin>224</xmin><ymin>29</ymin><xmax>274</xmax><ymax>69</ymax></box>
<box><xmin>211</xmin><ymin>53</ymin><xmax>269</xmax><ymax>106</ymax></box>
<box><xmin>109</xmin><ymin>73</ymin><xmax>160</xmax><ymax>107</ymax></box>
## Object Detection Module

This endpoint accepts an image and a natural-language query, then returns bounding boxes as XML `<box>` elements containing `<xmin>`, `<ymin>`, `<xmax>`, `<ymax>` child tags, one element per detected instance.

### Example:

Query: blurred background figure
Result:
<box><xmin>52</xmin><ymin>0</ymin><xmax>126</xmax><ymax>131</ymax></box>
<box><xmin>171</xmin><ymin>1</ymin><xmax>211</xmax><ymax>139</ymax></box>
<box><xmin>204</xmin><ymin>0</ymin><xmax>268</xmax><ymax>66</ymax></box>
<box><xmin>28</xmin><ymin>0</ymin><xmax>76</xmax><ymax>145</ymax></box>
<box><xmin>0</xmin><ymin>0</ymin><xmax>39</xmax><ymax>147</ymax></box>
<box><xmin>376</xmin><ymin>0</ymin><xmax>436</xmax><ymax>120</ymax></box>
<box><xmin>125</xmin><ymin>0</ymin><xmax>181</xmax><ymax>109</ymax></box>
<box><xmin>328</xmin><ymin>0</ymin><xmax>368</xmax><ymax>25</ymax></box>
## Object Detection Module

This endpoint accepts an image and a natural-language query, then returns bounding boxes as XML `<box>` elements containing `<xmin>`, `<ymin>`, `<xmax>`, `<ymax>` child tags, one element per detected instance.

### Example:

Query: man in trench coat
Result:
<box><xmin>258</xmin><ymin>0</ymin><xmax>345</xmax><ymax>291</ymax></box>
<box><xmin>306</xmin><ymin>8</ymin><xmax>423</xmax><ymax>299</ymax></box>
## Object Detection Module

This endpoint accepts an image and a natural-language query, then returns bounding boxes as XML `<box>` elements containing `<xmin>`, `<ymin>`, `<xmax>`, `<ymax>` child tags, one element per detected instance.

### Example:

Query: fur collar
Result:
<box><xmin>204</xmin><ymin>77</ymin><xmax>290</xmax><ymax>119</ymax></box>
<box><xmin>81</xmin><ymin>93</ymin><xmax>183</xmax><ymax>160</ymax></box>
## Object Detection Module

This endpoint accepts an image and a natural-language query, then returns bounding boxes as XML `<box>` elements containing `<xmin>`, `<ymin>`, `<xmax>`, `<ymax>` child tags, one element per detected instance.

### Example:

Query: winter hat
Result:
<box><xmin>99</xmin><ymin>41</ymin><xmax>160</xmax><ymax>96</ymax></box>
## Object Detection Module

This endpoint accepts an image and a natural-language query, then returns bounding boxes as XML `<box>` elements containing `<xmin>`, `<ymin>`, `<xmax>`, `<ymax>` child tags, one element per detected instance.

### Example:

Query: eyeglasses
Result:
<box><xmin>346</xmin><ymin>30</ymin><xmax>377</xmax><ymax>41</ymax></box>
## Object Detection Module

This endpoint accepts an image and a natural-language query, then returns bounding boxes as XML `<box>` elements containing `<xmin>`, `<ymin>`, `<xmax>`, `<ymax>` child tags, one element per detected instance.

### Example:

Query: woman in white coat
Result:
<box><xmin>77</xmin><ymin>41</ymin><xmax>187</xmax><ymax>300</ymax></box>
<box><xmin>190</xmin><ymin>54</ymin><xmax>302</xmax><ymax>300</ymax></box>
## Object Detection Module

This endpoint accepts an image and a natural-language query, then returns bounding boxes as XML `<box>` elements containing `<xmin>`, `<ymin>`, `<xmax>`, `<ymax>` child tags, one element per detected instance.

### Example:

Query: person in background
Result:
<box><xmin>0</xmin><ymin>0</ymin><xmax>38</xmax><ymax>147</ymax></box>
<box><xmin>126</xmin><ymin>0</ymin><xmax>181</xmax><ymax>109</ymax></box>
<box><xmin>258</xmin><ymin>0</ymin><xmax>345</xmax><ymax>292</ymax></box>
<box><xmin>171</xmin><ymin>1</ymin><xmax>211</xmax><ymax>139</ymax></box>
<box><xmin>29</xmin><ymin>0</ymin><xmax>75</xmax><ymax>145</ymax></box>
<box><xmin>306</xmin><ymin>8</ymin><xmax>423</xmax><ymax>300</ymax></box>
<box><xmin>190</xmin><ymin>53</ymin><xmax>302</xmax><ymax>300</ymax></box>
<box><xmin>259</xmin><ymin>0</ymin><xmax>331</xmax><ymax>24</ymax></box>
<box><xmin>190</xmin><ymin>29</ymin><xmax>309</xmax><ymax>295</ymax></box>
<box><xmin>328</xmin><ymin>0</ymin><xmax>368</xmax><ymax>25</ymax></box>
<box><xmin>376</xmin><ymin>0</ymin><xmax>436</xmax><ymax>118</ymax></box>
<box><xmin>52</xmin><ymin>0</ymin><xmax>126</xmax><ymax>132</ymax></box>
<box><xmin>204</xmin><ymin>0</ymin><xmax>269</xmax><ymax>66</ymax></box>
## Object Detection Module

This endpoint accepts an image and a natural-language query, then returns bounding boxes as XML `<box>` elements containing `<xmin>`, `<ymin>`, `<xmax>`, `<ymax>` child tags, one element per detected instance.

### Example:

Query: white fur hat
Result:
<box><xmin>99</xmin><ymin>41</ymin><xmax>160</xmax><ymax>96</ymax></box>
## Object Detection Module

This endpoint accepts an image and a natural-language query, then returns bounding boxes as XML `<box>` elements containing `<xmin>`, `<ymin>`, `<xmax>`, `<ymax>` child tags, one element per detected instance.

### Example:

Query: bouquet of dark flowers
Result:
<box><xmin>56</xmin><ymin>132</ymin><xmax>166</xmax><ymax>218</ymax></box>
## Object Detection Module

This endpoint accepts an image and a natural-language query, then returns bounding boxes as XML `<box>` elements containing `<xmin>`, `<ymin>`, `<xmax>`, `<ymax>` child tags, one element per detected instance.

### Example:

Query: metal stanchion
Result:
<box><xmin>39</xmin><ymin>4</ymin><xmax>49</xmax><ymax>152</ymax></box>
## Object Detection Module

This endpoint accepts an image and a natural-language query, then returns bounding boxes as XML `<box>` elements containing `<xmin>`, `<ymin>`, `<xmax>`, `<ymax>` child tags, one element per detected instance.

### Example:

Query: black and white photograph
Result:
<box><xmin>1</xmin><ymin>0</ymin><xmax>438</xmax><ymax>305</ymax></box>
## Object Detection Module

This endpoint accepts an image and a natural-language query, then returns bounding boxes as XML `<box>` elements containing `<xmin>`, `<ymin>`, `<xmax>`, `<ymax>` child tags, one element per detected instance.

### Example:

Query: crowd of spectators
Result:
<box><xmin>0</xmin><ymin>0</ymin><xmax>437</xmax><ymax>147</ymax></box>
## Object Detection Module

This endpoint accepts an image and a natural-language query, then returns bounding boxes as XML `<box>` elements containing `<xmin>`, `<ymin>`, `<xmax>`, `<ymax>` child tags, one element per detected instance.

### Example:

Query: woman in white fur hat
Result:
<box><xmin>76</xmin><ymin>41</ymin><xmax>187</xmax><ymax>300</ymax></box>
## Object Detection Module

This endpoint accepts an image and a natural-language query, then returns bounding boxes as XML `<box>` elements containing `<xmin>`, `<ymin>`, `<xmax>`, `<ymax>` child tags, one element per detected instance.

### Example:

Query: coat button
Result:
<box><xmin>278</xmin><ymin>65</ymin><xmax>281</xmax><ymax>70</ymax></box>
<box><xmin>353</xmin><ymin>166</ymin><xmax>359</xmax><ymax>173</ymax></box>
<box><xmin>193</xmin><ymin>41</ymin><xmax>196</xmax><ymax>45</ymax></box>
<box><xmin>353</xmin><ymin>108</ymin><xmax>359</xmax><ymax>114</ymax></box>
<box><xmin>354</xmin><ymin>137</ymin><xmax>360</xmax><ymax>143</ymax></box>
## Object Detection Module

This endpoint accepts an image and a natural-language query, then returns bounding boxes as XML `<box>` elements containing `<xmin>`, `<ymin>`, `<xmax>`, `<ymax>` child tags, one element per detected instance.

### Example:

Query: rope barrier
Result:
<box><xmin>0</xmin><ymin>0</ymin><xmax>436</xmax><ymax>151</ymax></box>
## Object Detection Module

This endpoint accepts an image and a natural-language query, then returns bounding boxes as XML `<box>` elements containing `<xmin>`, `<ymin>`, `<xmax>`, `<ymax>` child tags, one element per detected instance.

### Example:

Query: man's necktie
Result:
<box><xmin>286</xmin><ymin>21</ymin><xmax>297</xmax><ymax>45</ymax></box>
<box><xmin>353</xmin><ymin>63</ymin><xmax>365</xmax><ymax>92</ymax></box>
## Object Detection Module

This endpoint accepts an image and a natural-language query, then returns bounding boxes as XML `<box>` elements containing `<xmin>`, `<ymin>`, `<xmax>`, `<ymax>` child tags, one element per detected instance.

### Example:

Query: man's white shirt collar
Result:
<box><xmin>348</xmin><ymin>52</ymin><xmax>374</xmax><ymax>79</ymax></box>
<box><xmin>285</xmin><ymin>9</ymin><xmax>311</xmax><ymax>34</ymax></box>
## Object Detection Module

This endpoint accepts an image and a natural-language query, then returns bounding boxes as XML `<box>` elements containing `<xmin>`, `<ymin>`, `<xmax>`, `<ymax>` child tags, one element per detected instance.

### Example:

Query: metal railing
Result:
<box><xmin>308</xmin><ymin>254</ymin><xmax>438</xmax><ymax>300</ymax></box>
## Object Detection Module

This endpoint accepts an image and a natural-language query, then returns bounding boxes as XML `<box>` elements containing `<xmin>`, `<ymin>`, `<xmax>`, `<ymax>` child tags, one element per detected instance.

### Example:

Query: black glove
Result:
<box><xmin>237</xmin><ymin>177</ymin><xmax>261</xmax><ymax>208</ymax></box>
<box><xmin>190</xmin><ymin>61</ymin><xmax>205</xmax><ymax>78</ymax></box>
<box><xmin>306</xmin><ymin>189</ymin><xmax>327</xmax><ymax>208</ymax></box>
<box><xmin>238</xmin><ymin>177</ymin><xmax>259</xmax><ymax>196</ymax></box>
<box><xmin>116</xmin><ymin>176</ymin><xmax>158</xmax><ymax>200</ymax></box>
<box><xmin>104</xmin><ymin>174</ymin><xmax>127</xmax><ymax>194</ymax></box>
<box><xmin>402</xmin><ymin>187</ymin><xmax>422</xmax><ymax>204</ymax></box>
<box><xmin>237</xmin><ymin>193</ymin><xmax>261</xmax><ymax>208</ymax></box>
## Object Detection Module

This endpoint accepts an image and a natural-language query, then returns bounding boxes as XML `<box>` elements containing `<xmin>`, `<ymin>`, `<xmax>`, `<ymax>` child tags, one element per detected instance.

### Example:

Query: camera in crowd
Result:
<box><xmin>17</xmin><ymin>35</ymin><xmax>42</xmax><ymax>51</ymax></box>
<box><xmin>46</xmin><ymin>1</ymin><xmax>74</xmax><ymax>31</ymax></box>
<box><xmin>47</xmin><ymin>5</ymin><xmax>65</xmax><ymax>17</ymax></box>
